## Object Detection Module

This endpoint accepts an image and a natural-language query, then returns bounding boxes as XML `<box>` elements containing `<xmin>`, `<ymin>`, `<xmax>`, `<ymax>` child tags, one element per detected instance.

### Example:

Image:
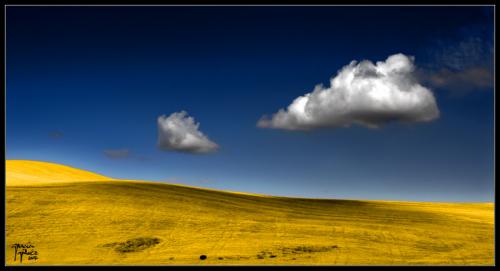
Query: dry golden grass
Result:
<box><xmin>6</xmin><ymin>160</ymin><xmax>111</xmax><ymax>186</ymax></box>
<box><xmin>6</xmin><ymin>160</ymin><xmax>494</xmax><ymax>265</ymax></box>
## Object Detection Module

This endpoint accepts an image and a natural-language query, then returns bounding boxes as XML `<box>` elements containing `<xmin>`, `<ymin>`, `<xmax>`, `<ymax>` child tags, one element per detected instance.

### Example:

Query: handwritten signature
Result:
<box><xmin>11</xmin><ymin>242</ymin><xmax>38</xmax><ymax>263</ymax></box>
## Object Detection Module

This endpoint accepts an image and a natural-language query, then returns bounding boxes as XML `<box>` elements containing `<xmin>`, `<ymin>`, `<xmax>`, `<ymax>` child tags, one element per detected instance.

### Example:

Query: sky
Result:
<box><xmin>6</xmin><ymin>6</ymin><xmax>494</xmax><ymax>202</ymax></box>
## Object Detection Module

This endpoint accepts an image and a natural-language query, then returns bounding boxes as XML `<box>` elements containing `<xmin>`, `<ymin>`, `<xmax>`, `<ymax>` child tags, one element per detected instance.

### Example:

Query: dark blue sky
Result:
<box><xmin>7</xmin><ymin>6</ymin><xmax>494</xmax><ymax>202</ymax></box>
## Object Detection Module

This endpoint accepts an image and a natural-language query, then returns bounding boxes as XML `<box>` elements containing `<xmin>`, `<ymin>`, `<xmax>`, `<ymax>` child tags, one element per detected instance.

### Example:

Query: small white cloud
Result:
<box><xmin>258</xmin><ymin>53</ymin><xmax>440</xmax><ymax>131</ymax></box>
<box><xmin>157</xmin><ymin>111</ymin><xmax>219</xmax><ymax>154</ymax></box>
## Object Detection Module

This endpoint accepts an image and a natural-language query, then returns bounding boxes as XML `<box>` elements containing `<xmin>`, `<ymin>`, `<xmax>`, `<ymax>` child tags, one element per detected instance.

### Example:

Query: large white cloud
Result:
<box><xmin>157</xmin><ymin>111</ymin><xmax>219</xmax><ymax>154</ymax></box>
<box><xmin>257</xmin><ymin>53</ymin><xmax>440</xmax><ymax>131</ymax></box>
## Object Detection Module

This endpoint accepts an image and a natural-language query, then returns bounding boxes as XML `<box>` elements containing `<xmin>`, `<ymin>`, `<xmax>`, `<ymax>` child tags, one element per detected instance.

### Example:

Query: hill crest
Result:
<box><xmin>6</xmin><ymin>160</ymin><xmax>112</xmax><ymax>186</ymax></box>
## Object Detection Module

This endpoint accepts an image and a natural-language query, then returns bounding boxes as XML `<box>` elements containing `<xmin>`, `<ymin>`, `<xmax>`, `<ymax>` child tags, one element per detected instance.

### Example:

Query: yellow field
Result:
<box><xmin>6</xmin><ymin>160</ymin><xmax>494</xmax><ymax>265</ymax></box>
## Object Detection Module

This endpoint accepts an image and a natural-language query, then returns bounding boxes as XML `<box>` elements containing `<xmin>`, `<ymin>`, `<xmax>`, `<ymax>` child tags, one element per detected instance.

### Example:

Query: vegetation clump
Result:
<box><xmin>104</xmin><ymin>237</ymin><xmax>161</xmax><ymax>253</ymax></box>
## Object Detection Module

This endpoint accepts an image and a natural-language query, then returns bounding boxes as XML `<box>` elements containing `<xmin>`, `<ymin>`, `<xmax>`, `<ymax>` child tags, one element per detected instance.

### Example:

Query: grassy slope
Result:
<box><xmin>6</xmin><ymin>160</ymin><xmax>494</xmax><ymax>265</ymax></box>
<box><xmin>6</xmin><ymin>160</ymin><xmax>111</xmax><ymax>186</ymax></box>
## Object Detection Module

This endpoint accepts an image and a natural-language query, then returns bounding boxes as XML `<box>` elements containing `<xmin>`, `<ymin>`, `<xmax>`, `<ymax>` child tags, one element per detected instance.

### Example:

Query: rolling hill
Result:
<box><xmin>6</xmin><ymin>160</ymin><xmax>111</xmax><ymax>186</ymax></box>
<box><xmin>5</xmin><ymin>160</ymin><xmax>494</xmax><ymax>265</ymax></box>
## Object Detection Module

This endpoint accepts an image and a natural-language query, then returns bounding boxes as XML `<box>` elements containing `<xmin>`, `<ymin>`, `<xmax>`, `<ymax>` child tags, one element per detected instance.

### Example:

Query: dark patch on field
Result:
<box><xmin>256</xmin><ymin>245</ymin><xmax>338</xmax><ymax>259</ymax></box>
<box><xmin>103</xmin><ymin>237</ymin><xmax>161</xmax><ymax>253</ymax></box>
<box><xmin>281</xmin><ymin>245</ymin><xmax>338</xmax><ymax>254</ymax></box>
<box><xmin>256</xmin><ymin>250</ymin><xmax>278</xmax><ymax>259</ymax></box>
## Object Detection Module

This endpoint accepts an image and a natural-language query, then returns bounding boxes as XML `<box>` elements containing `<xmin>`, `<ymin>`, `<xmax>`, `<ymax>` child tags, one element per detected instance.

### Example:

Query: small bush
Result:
<box><xmin>105</xmin><ymin>237</ymin><xmax>161</xmax><ymax>253</ymax></box>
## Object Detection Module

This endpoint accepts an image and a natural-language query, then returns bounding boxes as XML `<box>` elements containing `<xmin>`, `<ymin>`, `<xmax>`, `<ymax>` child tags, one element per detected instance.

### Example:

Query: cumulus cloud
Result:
<box><xmin>157</xmin><ymin>111</ymin><xmax>219</xmax><ymax>154</ymax></box>
<box><xmin>257</xmin><ymin>53</ymin><xmax>440</xmax><ymax>131</ymax></box>
<box><xmin>103</xmin><ymin>149</ymin><xmax>130</xmax><ymax>159</ymax></box>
